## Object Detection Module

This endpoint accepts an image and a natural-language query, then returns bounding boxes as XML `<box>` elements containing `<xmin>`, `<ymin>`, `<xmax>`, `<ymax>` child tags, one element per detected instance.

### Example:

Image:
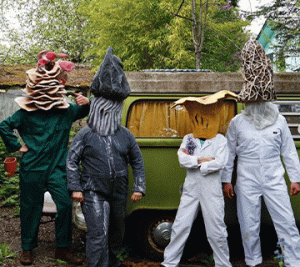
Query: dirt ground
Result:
<box><xmin>0</xmin><ymin>206</ymin><xmax>278</xmax><ymax>267</ymax></box>
<box><xmin>0</xmin><ymin>206</ymin><xmax>168</xmax><ymax>267</ymax></box>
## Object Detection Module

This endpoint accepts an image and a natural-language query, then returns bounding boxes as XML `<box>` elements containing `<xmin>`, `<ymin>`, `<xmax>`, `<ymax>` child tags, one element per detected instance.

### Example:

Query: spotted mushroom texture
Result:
<box><xmin>238</xmin><ymin>39</ymin><xmax>276</xmax><ymax>102</ymax></box>
<box><xmin>15</xmin><ymin>51</ymin><xmax>75</xmax><ymax>111</ymax></box>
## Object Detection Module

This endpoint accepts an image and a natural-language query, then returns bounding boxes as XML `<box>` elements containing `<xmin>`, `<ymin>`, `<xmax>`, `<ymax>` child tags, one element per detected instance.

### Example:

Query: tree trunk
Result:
<box><xmin>195</xmin><ymin>49</ymin><xmax>202</xmax><ymax>69</ymax></box>
<box><xmin>170</xmin><ymin>0</ymin><xmax>210</xmax><ymax>69</ymax></box>
<box><xmin>191</xmin><ymin>0</ymin><xmax>209</xmax><ymax>69</ymax></box>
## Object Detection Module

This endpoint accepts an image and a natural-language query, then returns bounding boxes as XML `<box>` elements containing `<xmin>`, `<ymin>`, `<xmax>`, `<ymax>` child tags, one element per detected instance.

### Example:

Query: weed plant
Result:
<box><xmin>200</xmin><ymin>254</ymin><xmax>214</xmax><ymax>267</ymax></box>
<box><xmin>274</xmin><ymin>238</ymin><xmax>289</xmax><ymax>267</ymax></box>
<box><xmin>0</xmin><ymin>243</ymin><xmax>16</xmax><ymax>264</ymax></box>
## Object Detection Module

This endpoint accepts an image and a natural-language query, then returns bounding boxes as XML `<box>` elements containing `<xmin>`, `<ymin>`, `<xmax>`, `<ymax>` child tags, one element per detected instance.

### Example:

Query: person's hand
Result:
<box><xmin>182</xmin><ymin>148</ymin><xmax>189</xmax><ymax>155</ymax></box>
<box><xmin>290</xmin><ymin>182</ymin><xmax>300</xmax><ymax>196</ymax></box>
<box><xmin>131</xmin><ymin>192</ymin><xmax>143</xmax><ymax>202</ymax></box>
<box><xmin>19</xmin><ymin>144</ymin><xmax>28</xmax><ymax>153</ymax></box>
<box><xmin>197</xmin><ymin>157</ymin><xmax>214</xmax><ymax>164</ymax></box>
<box><xmin>75</xmin><ymin>93</ymin><xmax>90</xmax><ymax>106</ymax></box>
<box><xmin>72</xmin><ymin>191</ymin><xmax>84</xmax><ymax>202</ymax></box>
<box><xmin>223</xmin><ymin>183</ymin><xmax>234</xmax><ymax>199</ymax></box>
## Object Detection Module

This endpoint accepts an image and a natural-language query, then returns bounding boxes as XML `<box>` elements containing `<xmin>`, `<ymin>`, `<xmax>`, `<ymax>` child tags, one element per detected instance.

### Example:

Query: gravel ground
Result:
<box><xmin>0</xmin><ymin>207</ymin><xmax>278</xmax><ymax>267</ymax></box>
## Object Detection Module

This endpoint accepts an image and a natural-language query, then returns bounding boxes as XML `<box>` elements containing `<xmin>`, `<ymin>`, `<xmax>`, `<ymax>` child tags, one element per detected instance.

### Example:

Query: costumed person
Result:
<box><xmin>66</xmin><ymin>47</ymin><xmax>146</xmax><ymax>267</ymax></box>
<box><xmin>161</xmin><ymin>90</ymin><xmax>237</xmax><ymax>267</ymax></box>
<box><xmin>0</xmin><ymin>50</ymin><xmax>90</xmax><ymax>265</ymax></box>
<box><xmin>222</xmin><ymin>39</ymin><xmax>300</xmax><ymax>267</ymax></box>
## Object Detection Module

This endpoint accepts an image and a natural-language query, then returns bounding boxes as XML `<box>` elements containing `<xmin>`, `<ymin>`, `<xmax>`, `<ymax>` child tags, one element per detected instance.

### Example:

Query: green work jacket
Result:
<box><xmin>0</xmin><ymin>103</ymin><xmax>90</xmax><ymax>177</ymax></box>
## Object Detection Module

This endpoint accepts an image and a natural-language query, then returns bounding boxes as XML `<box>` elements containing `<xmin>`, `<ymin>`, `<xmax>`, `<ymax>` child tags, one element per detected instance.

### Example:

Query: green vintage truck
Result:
<box><xmin>46</xmin><ymin>71</ymin><xmax>300</xmax><ymax>261</ymax></box>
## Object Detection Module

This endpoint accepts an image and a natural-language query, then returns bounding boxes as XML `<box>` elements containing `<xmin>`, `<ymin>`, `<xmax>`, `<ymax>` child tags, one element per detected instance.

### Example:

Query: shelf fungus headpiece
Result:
<box><xmin>15</xmin><ymin>50</ymin><xmax>75</xmax><ymax>111</ymax></box>
<box><xmin>238</xmin><ymin>38</ymin><xmax>276</xmax><ymax>102</ymax></box>
<box><xmin>88</xmin><ymin>47</ymin><xmax>131</xmax><ymax>136</ymax></box>
<box><xmin>173</xmin><ymin>90</ymin><xmax>238</xmax><ymax>139</ymax></box>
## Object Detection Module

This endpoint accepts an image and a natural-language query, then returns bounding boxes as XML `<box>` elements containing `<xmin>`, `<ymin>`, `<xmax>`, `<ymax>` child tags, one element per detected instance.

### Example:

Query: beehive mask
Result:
<box><xmin>238</xmin><ymin>38</ymin><xmax>276</xmax><ymax>102</ymax></box>
<box><xmin>173</xmin><ymin>90</ymin><xmax>238</xmax><ymax>139</ymax></box>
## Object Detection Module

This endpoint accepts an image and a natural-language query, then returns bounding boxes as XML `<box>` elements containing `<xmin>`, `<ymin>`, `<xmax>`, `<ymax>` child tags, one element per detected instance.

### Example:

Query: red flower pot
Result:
<box><xmin>4</xmin><ymin>157</ymin><xmax>17</xmax><ymax>177</ymax></box>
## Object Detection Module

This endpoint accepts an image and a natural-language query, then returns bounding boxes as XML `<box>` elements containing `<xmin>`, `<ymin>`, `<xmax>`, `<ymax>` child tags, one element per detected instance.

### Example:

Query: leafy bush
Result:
<box><xmin>0</xmin><ymin>139</ymin><xmax>20</xmax><ymax>207</ymax></box>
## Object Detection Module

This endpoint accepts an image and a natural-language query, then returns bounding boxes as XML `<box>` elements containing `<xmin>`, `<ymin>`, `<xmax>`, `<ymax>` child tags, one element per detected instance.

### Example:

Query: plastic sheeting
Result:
<box><xmin>127</xmin><ymin>100</ymin><xmax>191</xmax><ymax>138</ymax></box>
<box><xmin>126</xmin><ymin>100</ymin><xmax>236</xmax><ymax>138</ymax></box>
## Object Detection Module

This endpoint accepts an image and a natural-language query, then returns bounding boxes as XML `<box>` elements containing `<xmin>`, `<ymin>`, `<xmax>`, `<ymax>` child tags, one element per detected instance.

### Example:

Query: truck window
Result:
<box><xmin>127</xmin><ymin>100</ymin><xmax>192</xmax><ymax>138</ymax></box>
<box><xmin>276</xmin><ymin>101</ymin><xmax>300</xmax><ymax>140</ymax></box>
<box><xmin>126</xmin><ymin>100</ymin><xmax>236</xmax><ymax>138</ymax></box>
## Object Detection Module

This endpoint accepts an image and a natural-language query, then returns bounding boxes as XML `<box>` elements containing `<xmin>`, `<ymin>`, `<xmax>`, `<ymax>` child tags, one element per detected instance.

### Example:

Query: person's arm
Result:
<box><xmin>0</xmin><ymin>110</ymin><xmax>23</xmax><ymax>153</ymax></box>
<box><xmin>221</xmin><ymin>119</ymin><xmax>237</xmax><ymax>183</ymax></box>
<box><xmin>66</xmin><ymin>129</ymin><xmax>85</xmax><ymax>195</ymax></box>
<box><xmin>280</xmin><ymin>116</ymin><xmax>300</xmax><ymax>195</ymax></box>
<box><xmin>290</xmin><ymin>182</ymin><xmax>300</xmax><ymax>196</ymax></box>
<box><xmin>72</xmin><ymin>94</ymin><xmax>90</xmax><ymax>121</ymax></box>
<box><xmin>223</xmin><ymin>183</ymin><xmax>234</xmax><ymax>199</ymax></box>
<box><xmin>128</xmin><ymin>131</ymin><xmax>146</xmax><ymax>199</ymax></box>
<box><xmin>72</xmin><ymin>191</ymin><xmax>85</xmax><ymax>202</ymax></box>
<box><xmin>131</xmin><ymin>192</ymin><xmax>143</xmax><ymax>202</ymax></box>
<box><xmin>221</xmin><ymin>119</ymin><xmax>237</xmax><ymax>199</ymax></box>
<box><xmin>75</xmin><ymin>93</ymin><xmax>90</xmax><ymax>107</ymax></box>
<box><xmin>280</xmin><ymin>116</ymin><xmax>300</xmax><ymax>182</ymax></box>
<box><xmin>200</xmin><ymin>135</ymin><xmax>228</xmax><ymax>176</ymax></box>
<box><xmin>178</xmin><ymin>135</ymin><xmax>199</xmax><ymax>169</ymax></box>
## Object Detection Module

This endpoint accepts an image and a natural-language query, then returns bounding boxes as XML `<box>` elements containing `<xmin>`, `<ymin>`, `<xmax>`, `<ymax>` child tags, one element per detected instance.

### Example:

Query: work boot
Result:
<box><xmin>20</xmin><ymin>250</ymin><xmax>33</xmax><ymax>265</ymax></box>
<box><xmin>55</xmin><ymin>247</ymin><xmax>84</xmax><ymax>265</ymax></box>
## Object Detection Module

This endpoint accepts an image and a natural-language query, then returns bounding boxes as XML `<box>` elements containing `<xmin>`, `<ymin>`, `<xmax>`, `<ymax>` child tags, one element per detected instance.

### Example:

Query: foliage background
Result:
<box><xmin>0</xmin><ymin>0</ymin><xmax>250</xmax><ymax>72</ymax></box>
<box><xmin>248</xmin><ymin>0</ymin><xmax>300</xmax><ymax>72</ymax></box>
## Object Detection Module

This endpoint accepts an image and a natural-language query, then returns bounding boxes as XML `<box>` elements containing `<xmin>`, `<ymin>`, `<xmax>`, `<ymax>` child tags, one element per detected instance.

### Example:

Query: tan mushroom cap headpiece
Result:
<box><xmin>173</xmin><ymin>90</ymin><xmax>238</xmax><ymax>139</ymax></box>
<box><xmin>238</xmin><ymin>38</ymin><xmax>276</xmax><ymax>102</ymax></box>
<box><xmin>15</xmin><ymin>50</ymin><xmax>75</xmax><ymax>111</ymax></box>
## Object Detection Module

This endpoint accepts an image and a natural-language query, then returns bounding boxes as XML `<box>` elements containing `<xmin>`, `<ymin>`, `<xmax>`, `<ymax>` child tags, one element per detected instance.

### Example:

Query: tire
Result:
<box><xmin>137</xmin><ymin>213</ymin><xmax>175</xmax><ymax>262</ymax></box>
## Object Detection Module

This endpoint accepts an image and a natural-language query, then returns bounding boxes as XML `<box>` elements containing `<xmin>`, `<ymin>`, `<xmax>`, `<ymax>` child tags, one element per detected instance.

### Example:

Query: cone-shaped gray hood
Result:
<box><xmin>90</xmin><ymin>47</ymin><xmax>131</xmax><ymax>101</ymax></box>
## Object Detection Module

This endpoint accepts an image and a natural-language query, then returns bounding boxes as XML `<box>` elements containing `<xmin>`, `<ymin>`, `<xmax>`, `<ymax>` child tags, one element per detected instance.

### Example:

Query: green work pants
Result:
<box><xmin>19</xmin><ymin>167</ymin><xmax>72</xmax><ymax>251</ymax></box>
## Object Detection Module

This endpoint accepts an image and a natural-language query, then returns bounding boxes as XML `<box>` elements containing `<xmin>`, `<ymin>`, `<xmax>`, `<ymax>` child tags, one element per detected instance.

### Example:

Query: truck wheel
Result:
<box><xmin>139</xmin><ymin>214</ymin><xmax>175</xmax><ymax>261</ymax></box>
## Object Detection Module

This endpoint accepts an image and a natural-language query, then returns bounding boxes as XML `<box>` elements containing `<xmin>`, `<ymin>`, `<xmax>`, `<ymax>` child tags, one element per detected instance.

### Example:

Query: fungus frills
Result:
<box><xmin>15</xmin><ymin>51</ymin><xmax>75</xmax><ymax>111</ymax></box>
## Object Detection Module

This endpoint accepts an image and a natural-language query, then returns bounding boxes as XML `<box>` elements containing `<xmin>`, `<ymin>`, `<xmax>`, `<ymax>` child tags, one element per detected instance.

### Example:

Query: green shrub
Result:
<box><xmin>0</xmin><ymin>139</ymin><xmax>20</xmax><ymax>207</ymax></box>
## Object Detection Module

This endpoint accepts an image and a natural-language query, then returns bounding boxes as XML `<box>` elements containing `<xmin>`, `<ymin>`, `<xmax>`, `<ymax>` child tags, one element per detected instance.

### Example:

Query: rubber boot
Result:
<box><xmin>20</xmin><ymin>250</ymin><xmax>33</xmax><ymax>265</ymax></box>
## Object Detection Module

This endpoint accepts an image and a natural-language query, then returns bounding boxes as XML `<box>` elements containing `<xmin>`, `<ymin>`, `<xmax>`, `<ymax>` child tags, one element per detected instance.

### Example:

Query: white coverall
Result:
<box><xmin>222</xmin><ymin>113</ymin><xmax>300</xmax><ymax>267</ymax></box>
<box><xmin>162</xmin><ymin>133</ymin><xmax>232</xmax><ymax>267</ymax></box>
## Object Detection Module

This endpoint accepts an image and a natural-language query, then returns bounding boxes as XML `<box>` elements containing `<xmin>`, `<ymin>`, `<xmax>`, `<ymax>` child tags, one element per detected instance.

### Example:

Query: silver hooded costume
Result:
<box><xmin>67</xmin><ymin>47</ymin><xmax>145</xmax><ymax>267</ymax></box>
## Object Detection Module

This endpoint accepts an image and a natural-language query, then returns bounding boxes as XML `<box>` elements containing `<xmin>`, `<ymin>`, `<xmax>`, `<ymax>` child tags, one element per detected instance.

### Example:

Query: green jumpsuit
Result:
<box><xmin>0</xmin><ymin>103</ymin><xmax>89</xmax><ymax>251</ymax></box>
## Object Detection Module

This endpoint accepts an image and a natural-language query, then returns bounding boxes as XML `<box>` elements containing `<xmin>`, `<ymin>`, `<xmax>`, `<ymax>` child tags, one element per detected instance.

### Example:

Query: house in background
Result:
<box><xmin>257</xmin><ymin>21</ymin><xmax>300</xmax><ymax>72</ymax></box>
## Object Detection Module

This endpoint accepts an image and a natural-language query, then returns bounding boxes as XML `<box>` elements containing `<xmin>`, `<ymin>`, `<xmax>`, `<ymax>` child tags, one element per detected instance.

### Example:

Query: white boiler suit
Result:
<box><xmin>162</xmin><ymin>134</ymin><xmax>232</xmax><ymax>267</ymax></box>
<box><xmin>222</xmin><ymin>113</ymin><xmax>300</xmax><ymax>267</ymax></box>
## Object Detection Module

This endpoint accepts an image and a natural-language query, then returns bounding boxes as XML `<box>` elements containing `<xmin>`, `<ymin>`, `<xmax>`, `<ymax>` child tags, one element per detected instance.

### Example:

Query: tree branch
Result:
<box><xmin>199</xmin><ymin>0</ymin><xmax>209</xmax><ymax>49</ymax></box>
<box><xmin>206</xmin><ymin>24</ymin><xmax>244</xmax><ymax>50</ymax></box>
<box><xmin>167</xmin><ymin>8</ymin><xmax>193</xmax><ymax>22</ymax></box>
<box><xmin>176</xmin><ymin>0</ymin><xmax>185</xmax><ymax>14</ymax></box>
